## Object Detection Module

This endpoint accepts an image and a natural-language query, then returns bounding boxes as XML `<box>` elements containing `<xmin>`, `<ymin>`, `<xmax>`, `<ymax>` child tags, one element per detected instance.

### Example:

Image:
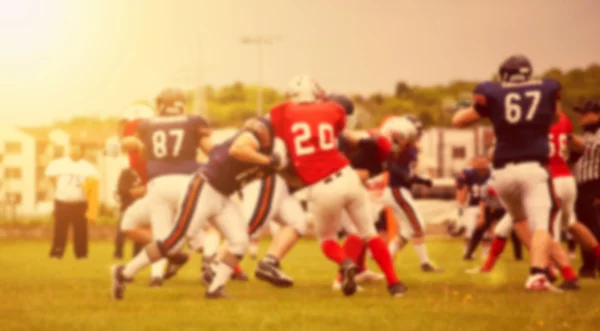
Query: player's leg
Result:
<box><xmin>464</xmin><ymin>207</ymin><xmax>494</xmax><ymax>260</ymax></box>
<box><xmin>558</xmin><ymin>177</ymin><xmax>600</xmax><ymax>263</ymax></box>
<box><xmin>310</xmin><ymin>177</ymin><xmax>358</xmax><ymax>296</ymax></box>
<box><xmin>110</xmin><ymin>174</ymin><xmax>214</xmax><ymax>300</ymax></box>
<box><xmin>395</xmin><ymin>186</ymin><xmax>442</xmax><ymax>272</ymax></box>
<box><xmin>343</xmin><ymin>172</ymin><xmax>405</xmax><ymax>297</ymax></box>
<box><xmin>205</xmin><ymin>199</ymin><xmax>250</xmax><ymax>298</ymax></box>
<box><xmin>462</xmin><ymin>207</ymin><xmax>481</xmax><ymax>259</ymax></box>
<box><xmin>521</xmin><ymin>165</ymin><xmax>563</xmax><ymax>291</ymax></box>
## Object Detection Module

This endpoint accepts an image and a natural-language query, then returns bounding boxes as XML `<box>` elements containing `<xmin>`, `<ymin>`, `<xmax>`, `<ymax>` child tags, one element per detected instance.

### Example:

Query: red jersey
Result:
<box><xmin>122</xmin><ymin>119</ymin><xmax>148</xmax><ymax>184</ymax></box>
<box><xmin>548</xmin><ymin>112</ymin><xmax>573</xmax><ymax>178</ymax></box>
<box><xmin>270</xmin><ymin>101</ymin><xmax>350</xmax><ymax>185</ymax></box>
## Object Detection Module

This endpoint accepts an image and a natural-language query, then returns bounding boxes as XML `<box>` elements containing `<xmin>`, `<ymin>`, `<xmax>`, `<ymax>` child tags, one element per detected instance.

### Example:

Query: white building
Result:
<box><xmin>418</xmin><ymin>126</ymin><xmax>493</xmax><ymax>178</ymax></box>
<box><xmin>0</xmin><ymin>126</ymin><xmax>37</xmax><ymax>219</ymax></box>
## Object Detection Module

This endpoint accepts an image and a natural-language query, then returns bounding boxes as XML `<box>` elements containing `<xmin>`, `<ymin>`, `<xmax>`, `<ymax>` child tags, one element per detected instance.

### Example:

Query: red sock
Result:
<box><xmin>343</xmin><ymin>234</ymin><xmax>365</xmax><ymax>271</ymax></box>
<box><xmin>321</xmin><ymin>240</ymin><xmax>347</xmax><ymax>264</ymax></box>
<box><xmin>593</xmin><ymin>245</ymin><xmax>600</xmax><ymax>260</ymax></box>
<box><xmin>481</xmin><ymin>237</ymin><xmax>506</xmax><ymax>271</ymax></box>
<box><xmin>233</xmin><ymin>265</ymin><xmax>243</xmax><ymax>274</ymax></box>
<box><xmin>367</xmin><ymin>237</ymin><xmax>399</xmax><ymax>285</ymax></box>
<box><xmin>560</xmin><ymin>266</ymin><xmax>577</xmax><ymax>281</ymax></box>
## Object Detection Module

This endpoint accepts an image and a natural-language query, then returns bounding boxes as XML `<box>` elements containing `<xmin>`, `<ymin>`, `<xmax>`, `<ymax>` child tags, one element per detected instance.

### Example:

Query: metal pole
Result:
<box><xmin>257</xmin><ymin>40</ymin><xmax>263</xmax><ymax>116</ymax></box>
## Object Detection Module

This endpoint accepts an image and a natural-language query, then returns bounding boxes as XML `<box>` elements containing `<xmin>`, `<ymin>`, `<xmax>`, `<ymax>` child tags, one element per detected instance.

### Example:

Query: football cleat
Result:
<box><xmin>421</xmin><ymin>263</ymin><xmax>444</xmax><ymax>273</ymax></box>
<box><xmin>525</xmin><ymin>274</ymin><xmax>562</xmax><ymax>293</ymax></box>
<box><xmin>332</xmin><ymin>279</ymin><xmax>364</xmax><ymax>292</ymax></box>
<box><xmin>255</xmin><ymin>260</ymin><xmax>294</xmax><ymax>287</ymax></box>
<box><xmin>231</xmin><ymin>269</ymin><xmax>249</xmax><ymax>282</ymax></box>
<box><xmin>558</xmin><ymin>279</ymin><xmax>580</xmax><ymax>291</ymax></box>
<box><xmin>205</xmin><ymin>286</ymin><xmax>227</xmax><ymax>299</ymax></box>
<box><xmin>148</xmin><ymin>277</ymin><xmax>163</xmax><ymax>287</ymax></box>
<box><xmin>388</xmin><ymin>282</ymin><xmax>407</xmax><ymax>297</ymax></box>
<box><xmin>201</xmin><ymin>264</ymin><xmax>216</xmax><ymax>286</ymax></box>
<box><xmin>110</xmin><ymin>265</ymin><xmax>132</xmax><ymax>300</ymax></box>
<box><xmin>164</xmin><ymin>252</ymin><xmax>189</xmax><ymax>280</ymax></box>
<box><xmin>340</xmin><ymin>260</ymin><xmax>358</xmax><ymax>296</ymax></box>
<box><xmin>465</xmin><ymin>267</ymin><xmax>488</xmax><ymax>274</ymax></box>
<box><xmin>355</xmin><ymin>269</ymin><xmax>385</xmax><ymax>283</ymax></box>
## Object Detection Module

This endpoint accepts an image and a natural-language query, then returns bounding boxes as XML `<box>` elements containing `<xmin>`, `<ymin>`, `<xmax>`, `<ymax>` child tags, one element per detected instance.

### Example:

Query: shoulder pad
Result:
<box><xmin>243</xmin><ymin>117</ymin><xmax>272</xmax><ymax>148</ymax></box>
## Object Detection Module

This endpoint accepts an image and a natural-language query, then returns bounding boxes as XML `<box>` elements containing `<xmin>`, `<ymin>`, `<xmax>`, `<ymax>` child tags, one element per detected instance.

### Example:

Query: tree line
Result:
<box><xmin>36</xmin><ymin>64</ymin><xmax>600</xmax><ymax>134</ymax></box>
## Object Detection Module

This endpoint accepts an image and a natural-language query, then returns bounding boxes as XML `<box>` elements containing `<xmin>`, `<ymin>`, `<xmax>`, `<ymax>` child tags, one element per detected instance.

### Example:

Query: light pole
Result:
<box><xmin>240</xmin><ymin>35</ymin><xmax>281</xmax><ymax>115</ymax></box>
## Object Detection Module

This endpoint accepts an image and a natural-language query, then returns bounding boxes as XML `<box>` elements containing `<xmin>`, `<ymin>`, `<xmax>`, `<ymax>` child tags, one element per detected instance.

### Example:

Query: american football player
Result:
<box><xmin>269</xmin><ymin>75</ymin><xmax>406</xmax><ymax>297</ymax></box>
<box><xmin>453</xmin><ymin>55</ymin><xmax>565</xmax><ymax>291</ymax></box>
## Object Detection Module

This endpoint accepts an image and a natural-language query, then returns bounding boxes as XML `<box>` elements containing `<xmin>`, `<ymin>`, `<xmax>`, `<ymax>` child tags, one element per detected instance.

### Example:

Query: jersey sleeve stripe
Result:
<box><xmin>162</xmin><ymin>175</ymin><xmax>205</xmax><ymax>250</ymax></box>
<box><xmin>391</xmin><ymin>188</ymin><xmax>424</xmax><ymax>235</ymax></box>
<box><xmin>248</xmin><ymin>175</ymin><xmax>276</xmax><ymax>235</ymax></box>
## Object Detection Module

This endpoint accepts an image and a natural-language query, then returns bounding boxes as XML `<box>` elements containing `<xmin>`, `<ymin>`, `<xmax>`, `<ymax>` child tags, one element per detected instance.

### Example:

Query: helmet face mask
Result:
<box><xmin>499</xmin><ymin>55</ymin><xmax>533</xmax><ymax>83</ymax></box>
<box><xmin>156</xmin><ymin>88</ymin><xmax>186</xmax><ymax>115</ymax></box>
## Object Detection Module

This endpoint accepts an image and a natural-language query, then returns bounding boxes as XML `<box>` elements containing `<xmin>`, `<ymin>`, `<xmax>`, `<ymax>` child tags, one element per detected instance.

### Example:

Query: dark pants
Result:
<box><xmin>575</xmin><ymin>190</ymin><xmax>600</xmax><ymax>272</ymax></box>
<box><xmin>113</xmin><ymin>207</ymin><xmax>142</xmax><ymax>258</ymax></box>
<box><xmin>49</xmin><ymin>200</ymin><xmax>88</xmax><ymax>258</ymax></box>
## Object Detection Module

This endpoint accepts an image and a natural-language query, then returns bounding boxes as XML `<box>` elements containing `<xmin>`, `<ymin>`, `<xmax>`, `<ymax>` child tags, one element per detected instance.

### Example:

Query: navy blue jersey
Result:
<box><xmin>456</xmin><ymin>168</ymin><xmax>490</xmax><ymax>206</ymax></box>
<box><xmin>338</xmin><ymin>135</ymin><xmax>387</xmax><ymax>178</ymax></box>
<box><xmin>387</xmin><ymin>145</ymin><xmax>418</xmax><ymax>188</ymax></box>
<box><xmin>473</xmin><ymin>78</ymin><xmax>560</xmax><ymax>167</ymax></box>
<box><xmin>137</xmin><ymin>114</ymin><xmax>208</xmax><ymax>180</ymax></box>
<box><xmin>202</xmin><ymin>117</ymin><xmax>276</xmax><ymax>196</ymax></box>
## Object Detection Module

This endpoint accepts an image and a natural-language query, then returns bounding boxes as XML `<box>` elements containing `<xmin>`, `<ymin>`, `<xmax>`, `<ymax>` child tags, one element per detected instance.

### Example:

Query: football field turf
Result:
<box><xmin>1</xmin><ymin>239</ymin><xmax>599</xmax><ymax>331</ymax></box>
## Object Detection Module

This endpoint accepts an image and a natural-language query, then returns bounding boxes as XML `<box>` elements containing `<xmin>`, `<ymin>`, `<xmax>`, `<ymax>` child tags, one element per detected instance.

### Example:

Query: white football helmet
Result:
<box><xmin>285</xmin><ymin>75</ymin><xmax>325</xmax><ymax>103</ymax></box>
<box><xmin>122</xmin><ymin>104</ymin><xmax>155</xmax><ymax>121</ymax></box>
<box><xmin>380</xmin><ymin>116</ymin><xmax>419</xmax><ymax>145</ymax></box>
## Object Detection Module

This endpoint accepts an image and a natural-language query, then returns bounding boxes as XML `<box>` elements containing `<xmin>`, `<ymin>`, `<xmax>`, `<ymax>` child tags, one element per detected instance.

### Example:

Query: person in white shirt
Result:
<box><xmin>45</xmin><ymin>145</ymin><xmax>99</xmax><ymax>259</ymax></box>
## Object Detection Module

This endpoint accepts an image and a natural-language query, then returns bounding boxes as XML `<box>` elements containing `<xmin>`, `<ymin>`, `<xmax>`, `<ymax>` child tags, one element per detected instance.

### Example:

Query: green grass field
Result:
<box><xmin>1</xmin><ymin>239</ymin><xmax>599</xmax><ymax>331</ymax></box>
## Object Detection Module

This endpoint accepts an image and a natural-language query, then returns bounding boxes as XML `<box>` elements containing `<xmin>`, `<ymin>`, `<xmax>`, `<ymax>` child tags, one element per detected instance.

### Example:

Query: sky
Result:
<box><xmin>0</xmin><ymin>0</ymin><xmax>599</xmax><ymax>125</ymax></box>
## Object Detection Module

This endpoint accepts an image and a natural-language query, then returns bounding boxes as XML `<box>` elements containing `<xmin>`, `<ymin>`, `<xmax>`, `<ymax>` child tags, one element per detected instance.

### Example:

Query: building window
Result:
<box><xmin>452</xmin><ymin>146</ymin><xmax>466</xmax><ymax>159</ymax></box>
<box><xmin>36</xmin><ymin>191</ymin><xmax>46</xmax><ymax>202</ymax></box>
<box><xmin>6</xmin><ymin>192</ymin><xmax>22</xmax><ymax>205</ymax></box>
<box><xmin>5</xmin><ymin>141</ymin><xmax>22</xmax><ymax>155</ymax></box>
<box><xmin>5</xmin><ymin>168</ymin><xmax>22</xmax><ymax>179</ymax></box>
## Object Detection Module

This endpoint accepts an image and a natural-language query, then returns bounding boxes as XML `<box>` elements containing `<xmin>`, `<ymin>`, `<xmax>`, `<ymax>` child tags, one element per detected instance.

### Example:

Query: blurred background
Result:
<box><xmin>0</xmin><ymin>0</ymin><xmax>599</xmax><ymax>223</ymax></box>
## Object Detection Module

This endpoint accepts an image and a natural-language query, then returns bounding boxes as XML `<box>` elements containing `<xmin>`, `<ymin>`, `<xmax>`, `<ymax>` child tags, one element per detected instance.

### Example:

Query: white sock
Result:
<box><xmin>413</xmin><ymin>243</ymin><xmax>430</xmax><ymax>265</ymax></box>
<box><xmin>123</xmin><ymin>250</ymin><xmax>151</xmax><ymax>278</ymax></box>
<box><xmin>150</xmin><ymin>258</ymin><xmax>168</xmax><ymax>279</ymax></box>
<box><xmin>249</xmin><ymin>241</ymin><xmax>259</xmax><ymax>257</ymax></box>
<box><xmin>203</xmin><ymin>232</ymin><xmax>220</xmax><ymax>257</ymax></box>
<box><xmin>388</xmin><ymin>238</ymin><xmax>399</xmax><ymax>257</ymax></box>
<box><xmin>207</xmin><ymin>262</ymin><xmax>233</xmax><ymax>293</ymax></box>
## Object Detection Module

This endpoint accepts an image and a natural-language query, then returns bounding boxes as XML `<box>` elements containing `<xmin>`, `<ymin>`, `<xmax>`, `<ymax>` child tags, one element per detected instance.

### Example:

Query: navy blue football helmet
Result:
<box><xmin>327</xmin><ymin>94</ymin><xmax>354</xmax><ymax>116</ymax></box>
<box><xmin>499</xmin><ymin>55</ymin><xmax>532</xmax><ymax>83</ymax></box>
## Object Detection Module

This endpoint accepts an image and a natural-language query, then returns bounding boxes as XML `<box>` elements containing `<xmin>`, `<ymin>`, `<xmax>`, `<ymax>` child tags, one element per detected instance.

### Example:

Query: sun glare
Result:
<box><xmin>0</xmin><ymin>0</ymin><xmax>63</xmax><ymax>57</ymax></box>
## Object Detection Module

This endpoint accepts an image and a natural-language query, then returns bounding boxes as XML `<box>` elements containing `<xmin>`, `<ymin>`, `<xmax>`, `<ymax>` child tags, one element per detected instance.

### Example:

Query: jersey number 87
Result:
<box><xmin>152</xmin><ymin>129</ymin><xmax>185</xmax><ymax>158</ymax></box>
<box><xmin>292</xmin><ymin>122</ymin><xmax>335</xmax><ymax>156</ymax></box>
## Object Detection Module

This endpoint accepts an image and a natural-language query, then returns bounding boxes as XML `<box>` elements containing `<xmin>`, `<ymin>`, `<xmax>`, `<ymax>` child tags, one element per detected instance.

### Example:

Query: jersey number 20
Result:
<box><xmin>152</xmin><ymin>129</ymin><xmax>184</xmax><ymax>158</ymax></box>
<box><xmin>504</xmin><ymin>90</ymin><xmax>541</xmax><ymax>124</ymax></box>
<box><xmin>292</xmin><ymin>122</ymin><xmax>335</xmax><ymax>156</ymax></box>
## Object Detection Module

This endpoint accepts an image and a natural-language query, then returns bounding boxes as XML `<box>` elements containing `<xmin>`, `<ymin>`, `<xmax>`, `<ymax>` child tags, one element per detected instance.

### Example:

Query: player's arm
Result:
<box><xmin>228</xmin><ymin>132</ymin><xmax>272</xmax><ymax>165</ymax></box>
<box><xmin>452</xmin><ymin>87</ymin><xmax>488</xmax><ymax>128</ymax></box>
<box><xmin>121</xmin><ymin>135</ymin><xmax>144</xmax><ymax>152</ymax></box>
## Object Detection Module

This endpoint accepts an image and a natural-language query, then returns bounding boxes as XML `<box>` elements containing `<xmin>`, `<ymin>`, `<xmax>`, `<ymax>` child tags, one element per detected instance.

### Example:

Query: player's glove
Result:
<box><xmin>411</xmin><ymin>175</ymin><xmax>433</xmax><ymax>187</ymax></box>
<box><xmin>267</xmin><ymin>154</ymin><xmax>282</xmax><ymax>170</ymax></box>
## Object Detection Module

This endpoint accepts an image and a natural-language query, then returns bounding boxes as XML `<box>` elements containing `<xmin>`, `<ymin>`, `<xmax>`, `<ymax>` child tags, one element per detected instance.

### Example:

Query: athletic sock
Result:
<box><xmin>481</xmin><ymin>237</ymin><xmax>506</xmax><ymax>271</ymax></box>
<box><xmin>150</xmin><ymin>258</ymin><xmax>167</xmax><ymax>279</ymax></box>
<box><xmin>321</xmin><ymin>240</ymin><xmax>346</xmax><ymax>264</ymax></box>
<box><xmin>560</xmin><ymin>266</ymin><xmax>578</xmax><ymax>281</ymax></box>
<box><xmin>123</xmin><ymin>250</ymin><xmax>152</xmax><ymax>278</ymax></box>
<box><xmin>368</xmin><ymin>237</ymin><xmax>399</xmax><ymax>286</ymax></box>
<box><xmin>413</xmin><ymin>243</ymin><xmax>431</xmax><ymax>265</ymax></box>
<box><xmin>343</xmin><ymin>234</ymin><xmax>365</xmax><ymax>271</ymax></box>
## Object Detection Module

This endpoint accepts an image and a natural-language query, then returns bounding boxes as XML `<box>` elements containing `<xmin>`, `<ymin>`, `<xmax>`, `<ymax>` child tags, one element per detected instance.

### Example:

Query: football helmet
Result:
<box><xmin>156</xmin><ymin>88</ymin><xmax>186</xmax><ymax>115</ymax></box>
<box><xmin>380</xmin><ymin>116</ymin><xmax>419</xmax><ymax>146</ymax></box>
<box><xmin>403</xmin><ymin>114</ymin><xmax>423</xmax><ymax>139</ymax></box>
<box><xmin>285</xmin><ymin>75</ymin><xmax>326</xmax><ymax>103</ymax></box>
<box><xmin>327</xmin><ymin>94</ymin><xmax>354</xmax><ymax>116</ymax></box>
<box><xmin>499</xmin><ymin>54</ymin><xmax>532</xmax><ymax>83</ymax></box>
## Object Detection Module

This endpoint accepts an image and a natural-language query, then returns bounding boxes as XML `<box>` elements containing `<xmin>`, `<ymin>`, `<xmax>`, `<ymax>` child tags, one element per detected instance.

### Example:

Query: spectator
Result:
<box><xmin>45</xmin><ymin>145</ymin><xmax>99</xmax><ymax>259</ymax></box>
